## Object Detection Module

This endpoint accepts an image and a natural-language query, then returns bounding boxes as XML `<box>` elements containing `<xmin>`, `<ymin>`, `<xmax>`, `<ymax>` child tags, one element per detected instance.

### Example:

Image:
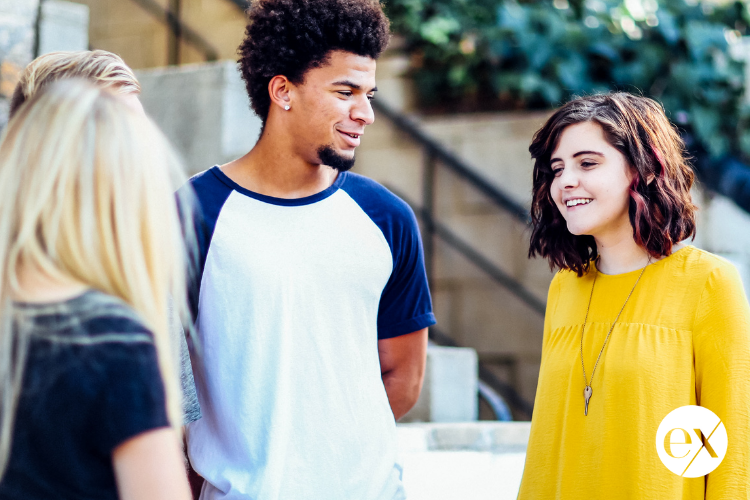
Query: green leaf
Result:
<box><xmin>420</xmin><ymin>16</ymin><xmax>462</xmax><ymax>46</ymax></box>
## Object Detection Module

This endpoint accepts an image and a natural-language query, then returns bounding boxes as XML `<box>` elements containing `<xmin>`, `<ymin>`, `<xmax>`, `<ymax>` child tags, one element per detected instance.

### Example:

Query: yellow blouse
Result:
<box><xmin>518</xmin><ymin>246</ymin><xmax>750</xmax><ymax>499</ymax></box>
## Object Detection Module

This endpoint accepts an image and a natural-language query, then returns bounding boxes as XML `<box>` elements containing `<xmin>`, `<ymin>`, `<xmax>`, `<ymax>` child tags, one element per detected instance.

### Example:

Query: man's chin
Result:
<box><xmin>317</xmin><ymin>145</ymin><xmax>355</xmax><ymax>172</ymax></box>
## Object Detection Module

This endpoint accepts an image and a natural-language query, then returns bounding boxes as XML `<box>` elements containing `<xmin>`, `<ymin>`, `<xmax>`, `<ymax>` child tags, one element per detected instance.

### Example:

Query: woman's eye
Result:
<box><xmin>581</xmin><ymin>161</ymin><xmax>597</xmax><ymax>168</ymax></box>
<box><xmin>552</xmin><ymin>168</ymin><xmax>563</xmax><ymax>177</ymax></box>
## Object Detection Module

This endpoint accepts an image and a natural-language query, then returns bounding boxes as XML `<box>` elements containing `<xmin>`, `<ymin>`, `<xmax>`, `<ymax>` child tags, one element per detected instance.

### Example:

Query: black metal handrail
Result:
<box><xmin>225</xmin><ymin>0</ymin><xmax>249</xmax><ymax>10</ymax></box>
<box><xmin>376</xmin><ymin>101</ymin><xmax>544</xmax><ymax>418</ymax></box>
<box><xmin>128</xmin><ymin>0</ymin><xmax>219</xmax><ymax>63</ymax></box>
<box><xmin>373</xmin><ymin>99</ymin><xmax>531</xmax><ymax>224</ymax></box>
<box><xmin>376</xmin><ymin>101</ymin><xmax>544</xmax><ymax>316</ymax></box>
<box><xmin>389</xmin><ymin>186</ymin><xmax>545</xmax><ymax>315</ymax></box>
<box><xmin>388</xmin><ymin>185</ymin><xmax>538</xmax><ymax>417</ymax></box>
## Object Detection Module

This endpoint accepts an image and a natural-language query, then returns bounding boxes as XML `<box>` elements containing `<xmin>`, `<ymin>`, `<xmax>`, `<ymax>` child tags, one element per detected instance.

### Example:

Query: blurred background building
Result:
<box><xmin>2</xmin><ymin>1</ymin><xmax>750</xmax><ymax>495</ymax></box>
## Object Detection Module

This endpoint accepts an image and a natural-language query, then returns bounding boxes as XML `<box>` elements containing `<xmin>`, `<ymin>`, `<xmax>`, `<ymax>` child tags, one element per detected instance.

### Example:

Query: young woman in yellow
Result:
<box><xmin>519</xmin><ymin>93</ymin><xmax>750</xmax><ymax>499</ymax></box>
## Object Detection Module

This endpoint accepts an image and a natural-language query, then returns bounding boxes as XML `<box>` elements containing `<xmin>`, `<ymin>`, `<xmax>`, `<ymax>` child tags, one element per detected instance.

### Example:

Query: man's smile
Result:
<box><xmin>337</xmin><ymin>129</ymin><xmax>362</xmax><ymax>147</ymax></box>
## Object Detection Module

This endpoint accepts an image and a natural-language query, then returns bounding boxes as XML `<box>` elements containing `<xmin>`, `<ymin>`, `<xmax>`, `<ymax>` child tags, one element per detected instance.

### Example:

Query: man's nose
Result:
<box><xmin>352</xmin><ymin>97</ymin><xmax>375</xmax><ymax>125</ymax></box>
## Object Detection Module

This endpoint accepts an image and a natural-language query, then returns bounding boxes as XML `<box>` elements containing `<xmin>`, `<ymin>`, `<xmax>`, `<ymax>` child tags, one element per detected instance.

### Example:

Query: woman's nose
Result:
<box><xmin>558</xmin><ymin>166</ymin><xmax>578</xmax><ymax>189</ymax></box>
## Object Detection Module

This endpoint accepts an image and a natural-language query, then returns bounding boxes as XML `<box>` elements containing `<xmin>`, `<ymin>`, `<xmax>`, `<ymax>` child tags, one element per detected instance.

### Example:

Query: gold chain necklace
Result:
<box><xmin>580</xmin><ymin>256</ymin><xmax>651</xmax><ymax>416</ymax></box>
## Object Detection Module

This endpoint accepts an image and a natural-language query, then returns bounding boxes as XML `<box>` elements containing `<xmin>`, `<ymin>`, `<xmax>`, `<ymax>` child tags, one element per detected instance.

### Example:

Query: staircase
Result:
<box><xmin>355</xmin><ymin>99</ymin><xmax>552</xmax><ymax>418</ymax></box>
<box><xmin>85</xmin><ymin>0</ymin><xmax>750</xmax><ymax>420</ymax></box>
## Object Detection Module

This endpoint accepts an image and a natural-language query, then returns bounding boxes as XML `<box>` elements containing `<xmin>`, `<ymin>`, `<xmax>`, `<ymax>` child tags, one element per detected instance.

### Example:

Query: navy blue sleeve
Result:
<box><xmin>93</xmin><ymin>339</ymin><xmax>170</xmax><ymax>454</ymax></box>
<box><xmin>177</xmin><ymin>167</ymin><xmax>233</xmax><ymax>321</ymax></box>
<box><xmin>341</xmin><ymin>173</ymin><xmax>436</xmax><ymax>339</ymax></box>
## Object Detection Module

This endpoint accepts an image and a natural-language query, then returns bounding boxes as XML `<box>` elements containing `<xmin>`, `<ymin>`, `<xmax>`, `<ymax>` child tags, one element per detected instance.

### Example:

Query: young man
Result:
<box><xmin>182</xmin><ymin>1</ymin><xmax>435</xmax><ymax>499</ymax></box>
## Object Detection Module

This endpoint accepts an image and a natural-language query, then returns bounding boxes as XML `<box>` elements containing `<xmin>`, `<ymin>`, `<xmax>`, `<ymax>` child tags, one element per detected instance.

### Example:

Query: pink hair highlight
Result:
<box><xmin>630</xmin><ymin>175</ymin><xmax>649</xmax><ymax>244</ymax></box>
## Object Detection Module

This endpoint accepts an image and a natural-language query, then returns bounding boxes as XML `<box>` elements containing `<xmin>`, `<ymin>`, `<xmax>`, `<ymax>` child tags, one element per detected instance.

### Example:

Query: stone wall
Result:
<box><xmin>73</xmin><ymin>0</ymin><xmax>246</xmax><ymax>69</ymax></box>
<box><xmin>0</xmin><ymin>0</ymin><xmax>89</xmax><ymax>129</ymax></box>
<box><xmin>0</xmin><ymin>0</ymin><xmax>39</xmax><ymax>129</ymax></box>
<box><xmin>136</xmin><ymin>61</ymin><xmax>262</xmax><ymax>174</ymax></box>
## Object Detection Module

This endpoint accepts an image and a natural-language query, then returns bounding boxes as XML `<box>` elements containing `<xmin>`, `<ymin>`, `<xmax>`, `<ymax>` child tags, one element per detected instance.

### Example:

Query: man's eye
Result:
<box><xmin>338</xmin><ymin>91</ymin><xmax>352</xmax><ymax>97</ymax></box>
<box><xmin>367</xmin><ymin>94</ymin><xmax>375</xmax><ymax>101</ymax></box>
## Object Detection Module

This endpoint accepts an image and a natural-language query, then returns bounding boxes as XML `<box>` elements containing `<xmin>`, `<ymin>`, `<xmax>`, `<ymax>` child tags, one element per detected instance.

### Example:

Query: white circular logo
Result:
<box><xmin>656</xmin><ymin>405</ymin><xmax>727</xmax><ymax>477</ymax></box>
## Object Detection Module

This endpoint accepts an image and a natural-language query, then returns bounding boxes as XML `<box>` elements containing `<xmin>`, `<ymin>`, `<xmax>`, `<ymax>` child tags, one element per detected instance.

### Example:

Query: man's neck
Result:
<box><xmin>221</xmin><ymin>132</ymin><xmax>339</xmax><ymax>199</ymax></box>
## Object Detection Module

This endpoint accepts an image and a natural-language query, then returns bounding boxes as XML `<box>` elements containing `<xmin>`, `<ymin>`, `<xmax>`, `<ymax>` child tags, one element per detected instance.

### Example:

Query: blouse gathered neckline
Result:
<box><xmin>591</xmin><ymin>244</ymin><xmax>693</xmax><ymax>279</ymax></box>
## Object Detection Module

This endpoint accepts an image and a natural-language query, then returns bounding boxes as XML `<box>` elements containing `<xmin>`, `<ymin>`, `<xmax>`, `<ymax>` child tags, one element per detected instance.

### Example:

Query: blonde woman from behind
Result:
<box><xmin>9</xmin><ymin>49</ymin><xmax>142</xmax><ymax>118</ymax></box>
<box><xmin>0</xmin><ymin>80</ymin><xmax>192</xmax><ymax>500</ymax></box>
<box><xmin>9</xmin><ymin>49</ymin><xmax>201</xmax><ymax>428</ymax></box>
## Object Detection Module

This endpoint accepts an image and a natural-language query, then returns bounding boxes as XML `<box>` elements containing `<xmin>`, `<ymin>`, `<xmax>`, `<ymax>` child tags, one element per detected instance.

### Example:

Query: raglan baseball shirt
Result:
<box><xmin>182</xmin><ymin>167</ymin><xmax>436</xmax><ymax>500</ymax></box>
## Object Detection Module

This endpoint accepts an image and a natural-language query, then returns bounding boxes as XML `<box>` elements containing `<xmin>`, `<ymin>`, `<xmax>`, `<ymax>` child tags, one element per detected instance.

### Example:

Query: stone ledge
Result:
<box><xmin>397</xmin><ymin>421</ymin><xmax>531</xmax><ymax>453</ymax></box>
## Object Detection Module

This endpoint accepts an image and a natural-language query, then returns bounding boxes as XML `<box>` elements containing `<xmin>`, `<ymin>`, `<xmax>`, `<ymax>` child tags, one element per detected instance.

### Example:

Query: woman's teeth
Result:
<box><xmin>566</xmin><ymin>198</ymin><xmax>592</xmax><ymax>207</ymax></box>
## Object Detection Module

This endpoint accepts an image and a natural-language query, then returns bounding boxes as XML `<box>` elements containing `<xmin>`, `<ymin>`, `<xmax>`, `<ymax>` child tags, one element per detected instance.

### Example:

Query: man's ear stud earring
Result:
<box><xmin>284</xmin><ymin>105</ymin><xmax>290</xmax><ymax>111</ymax></box>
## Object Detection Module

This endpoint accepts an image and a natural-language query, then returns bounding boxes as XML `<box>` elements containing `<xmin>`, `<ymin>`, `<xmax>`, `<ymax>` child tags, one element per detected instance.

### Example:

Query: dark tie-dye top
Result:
<box><xmin>0</xmin><ymin>290</ymin><xmax>171</xmax><ymax>499</ymax></box>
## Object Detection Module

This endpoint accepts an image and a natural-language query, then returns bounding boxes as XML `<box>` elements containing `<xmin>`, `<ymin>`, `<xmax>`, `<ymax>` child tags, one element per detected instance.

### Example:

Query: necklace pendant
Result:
<box><xmin>584</xmin><ymin>385</ymin><xmax>593</xmax><ymax>416</ymax></box>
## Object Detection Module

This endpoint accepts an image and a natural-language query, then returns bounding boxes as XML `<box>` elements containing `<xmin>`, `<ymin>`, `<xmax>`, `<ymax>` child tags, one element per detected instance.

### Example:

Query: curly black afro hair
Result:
<box><xmin>238</xmin><ymin>0</ymin><xmax>390</xmax><ymax>123</ymax></box>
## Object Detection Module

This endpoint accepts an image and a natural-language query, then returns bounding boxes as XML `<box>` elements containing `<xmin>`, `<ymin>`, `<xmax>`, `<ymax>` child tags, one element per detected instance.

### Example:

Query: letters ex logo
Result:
<box><xmin>656</xmin><ymin>405</ymin><xmax>728</xmax><ymax>478</ymax></box>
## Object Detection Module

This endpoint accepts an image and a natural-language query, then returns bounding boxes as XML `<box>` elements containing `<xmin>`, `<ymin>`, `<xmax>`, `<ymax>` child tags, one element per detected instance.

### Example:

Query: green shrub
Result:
<box><xmin>384</xmin><ymin>0</ymin><xmax>750</xmax><ymax>159</ymax></box>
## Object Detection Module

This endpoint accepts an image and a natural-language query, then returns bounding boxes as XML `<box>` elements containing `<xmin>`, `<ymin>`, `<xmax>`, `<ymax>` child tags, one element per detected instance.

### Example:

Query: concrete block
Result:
<box><xmin>401</xmin><ymin>346</ymin><xmax>478</xmax><ymax>423</ymax></box>
<box><xmin>136</xmin><ymin>61</ymin><xmax>262</xmax><ymax>175</ymax></box>
<box><xmin>38</xmin><ymin>0</ymin><xmax>89</xmax><ymax>55</ymax></box>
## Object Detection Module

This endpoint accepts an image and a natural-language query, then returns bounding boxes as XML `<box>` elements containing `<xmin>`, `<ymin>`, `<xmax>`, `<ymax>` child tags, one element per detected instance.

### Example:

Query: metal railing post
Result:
<box><xmin>371</xmin><ymin>100</ymin><xmax>545</xmax><ymax>419</ymax></box>
<box><xmin>422</xmin><ymin>151</ymin><xmax>437</xmax><ymax>284</ymax></box>
<box><xmin>168</xmin><ymin>0</ymin><xmax>181</xmax><ymax>65</ymax></box>
<box><xmin>128</xmin><ymin>0</ymin><xmax>220</xmax><ymax>62</ymax></box>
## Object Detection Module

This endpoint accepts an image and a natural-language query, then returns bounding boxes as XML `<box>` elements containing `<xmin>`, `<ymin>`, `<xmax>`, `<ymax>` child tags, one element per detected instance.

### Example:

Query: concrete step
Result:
<box><xmin>397</xmin><ymin>422</ymin><xmax>530</xmax><ymax>500</ymax></box>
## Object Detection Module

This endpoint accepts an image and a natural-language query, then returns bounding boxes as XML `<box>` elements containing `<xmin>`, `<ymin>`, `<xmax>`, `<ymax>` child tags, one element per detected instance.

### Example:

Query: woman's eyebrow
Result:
<box><xmin>550</xmin><ymin>150</ymin><xmax>605</xmax><ymax>164</ymax></box>
<box><xmin>573</xmin><ymin>150</ymin><xmax>605</xmax><ymax>158</ymax></box>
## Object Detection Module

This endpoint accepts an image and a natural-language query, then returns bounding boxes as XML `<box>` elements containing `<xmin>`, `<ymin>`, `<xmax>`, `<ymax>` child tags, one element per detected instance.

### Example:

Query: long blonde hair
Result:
<box><xmin>0</xmin><ymin>80</ymin><xmax>192</xmax><ymax>476</ymax></box>
<box><xmin>10</xmin><ymin>50</ymin><xmax>140</xmax><ymax>118</ymax></box>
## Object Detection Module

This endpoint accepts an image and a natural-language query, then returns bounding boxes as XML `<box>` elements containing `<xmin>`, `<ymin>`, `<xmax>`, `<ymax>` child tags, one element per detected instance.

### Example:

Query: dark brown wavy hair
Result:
<box><xmin>528</xmin><ymin>92</ymin><xmax>697</xmax><ymax>276</ymax></box>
